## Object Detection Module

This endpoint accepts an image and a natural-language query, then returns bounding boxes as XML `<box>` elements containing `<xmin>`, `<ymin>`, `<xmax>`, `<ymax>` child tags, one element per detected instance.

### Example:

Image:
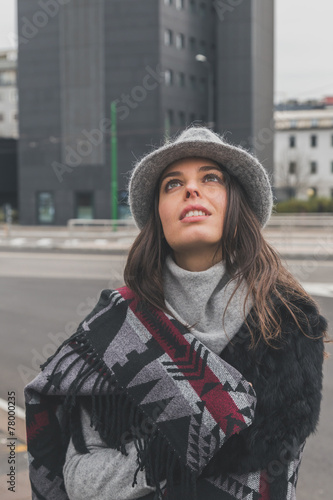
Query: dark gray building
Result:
<box><xmin>17</xmin><ymin>0</ymin><xmax>274</xmax><ymax>225</ymax></box>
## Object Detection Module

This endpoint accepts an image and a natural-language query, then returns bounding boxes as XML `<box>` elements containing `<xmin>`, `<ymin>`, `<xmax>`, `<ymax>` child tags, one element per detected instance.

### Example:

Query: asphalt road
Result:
<box><xmin>0</xmin><ymin>251</ymin><xmax>332</xmax><ymax>499</ymax></box>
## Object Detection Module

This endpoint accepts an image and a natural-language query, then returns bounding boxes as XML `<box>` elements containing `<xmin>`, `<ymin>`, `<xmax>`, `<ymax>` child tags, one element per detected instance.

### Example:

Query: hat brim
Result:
<box><xmin>129</xmin><ymin>139</ymin><xmax>273</xmax><ymax>229</ymax></box>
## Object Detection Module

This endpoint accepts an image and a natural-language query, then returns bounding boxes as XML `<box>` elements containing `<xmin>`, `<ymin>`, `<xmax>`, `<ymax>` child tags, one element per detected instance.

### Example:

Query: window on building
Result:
<box><xmin>289</xmin><ymin>162</ymin><xmax>297</xmax><ymax>174</ymax></box>
<box><xmin>0</xmin><ymin>70</ymin><xmax>16</xmax><ymax>85</ymax></box>
<box><xmin>164</xmin><ymin>69</ymin><xmax>174</xmax><ymax>86</ymax></box>
<box><xmin>13</xmin><ymin>113</ymin><xmax>18</xmax><ymax>120</ymax></box>
<box><xmin>200</xmin><ymin>40</ymin><xmax>206</xmax><ymax>54</ymax></box>
<box><xmin>331</xmin><ymin>161</ymin><xmax>333</xmax><ymax>174</ymax></box>
<box><xmin>189</xmin><ymin>75</ymin><xmax>197</xmax><ymax>90</ymax></box>
<box><xmin>75</xmin><ymin>192</ymin><xmax>94</xmax><ymax>219</ymax></box>
<box><xmin>310</xmin><ymin>134</ymin><xmax>317</xmax><ymax>147</ymax></box>
<box><xmin>290</xmin><ymin>120</ymin><xmax>297</xmax><ymax>129</ymax></box>
<box><xmin>189</xmin><ymin>36</ymin><xmax>196</xmax><ymax>52</ymax></box>
<box><xmin>164</xmin><ymin>0</ymin><xmax>173</xmax><ymax>5</ymax></box>
<box><xmin>177</xmin><ymin>72</ymin><xmax>186</xmax><ymax>87</ymax></box>
<box><xmin>311</xmin><ymin>119</ymin><xmax>318</xmax><ymax>128</ymax></box>
<box><xmin>179</xmin><ymin>111</ymin><xmax>186</xmax><ymax>126</ymax></box>
<box><xmin>164</xmin><ymin>29</ymin><xmax>173</xmax><ymax>46</ymax></box>
<box><xmin>0</xmin><ymin>113</ymin><xmax>4</xmax><ymax>121</ymax></box>
<box><xmin>289</xmin><ymin>135</ymin><xmax>296</xmax><ymax>148</ymax></box>
<box><xmin>175</xmin><ymin>0</ymin><xmax>185</xmax><ymax>9</ymax></box>
<box><xmin>190</xmin><ymin>0</ymin><xmax>196</xmax><ymax>13</ymax></box>
<box><xmin>331</xmin><ymin>134</ymin><xmax>333</xmax><ymax>147</ymax></box>
<box><xmin>176</xmin><ymin>33</ymin><xmax>185</xmax><ymax>49</ymax></box>
<box><xmin>310</xmin><ymin>161</ymin><xmax>317</xmax><ymax>174</ymax></box>
<box><xmin>0</xmin><ymin>92</ymin><xmax>2</xmax><ymax>101</ymax></box>
<box><xmin>166</xmin><ymin>109</ymin><xmax>174</xmax><ymax>127</ymax></box>
<box><xmin>199</xmin><ymin>77</ymin><xmax>207</xmax><ymax>92</ymax></box>
<box><xmin>37</xmin><ymin>192</ymin><xmax>55</xmax><ymax>224</ymax></box>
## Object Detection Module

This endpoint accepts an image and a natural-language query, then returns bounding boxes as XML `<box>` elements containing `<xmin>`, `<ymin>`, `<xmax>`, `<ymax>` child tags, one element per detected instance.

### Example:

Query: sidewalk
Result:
<box><xmin>1</xmin><ymin>223</ymin><xmax>333</xmax><ymax>259</ymax></box>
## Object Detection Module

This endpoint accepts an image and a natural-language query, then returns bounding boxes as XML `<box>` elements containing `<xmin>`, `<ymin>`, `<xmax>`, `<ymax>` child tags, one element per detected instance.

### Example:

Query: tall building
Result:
<box><xmin>17</xmin><ymin>0</ymin><xmax>274</xmax><ymax>225</ymax></box>
<box><xmin>0</xmin><ymin>49</ymin><xmax>18</xmax><ymax>138</ymax></box>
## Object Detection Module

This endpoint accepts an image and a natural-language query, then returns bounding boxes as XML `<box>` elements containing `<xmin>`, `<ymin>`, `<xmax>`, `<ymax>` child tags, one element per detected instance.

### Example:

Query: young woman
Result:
<box><xmin>25</xmin><ymin>126</ymin><xmax>329</xmax><ymax>500</ymax></box>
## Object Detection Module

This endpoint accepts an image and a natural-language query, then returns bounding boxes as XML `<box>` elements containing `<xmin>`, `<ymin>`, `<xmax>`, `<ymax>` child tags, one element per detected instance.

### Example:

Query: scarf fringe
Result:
<box><xmin>41</xmin><ymin>330</ymin><xmax>198</xmax><ymax>500</ymax></box>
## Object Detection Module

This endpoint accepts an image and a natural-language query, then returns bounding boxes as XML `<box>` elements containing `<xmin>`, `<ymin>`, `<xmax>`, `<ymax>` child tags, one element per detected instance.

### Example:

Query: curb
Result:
<box><xmin>0</xmin><ymin>399</ymin><xmax>26</xmax><ymax>444</ymax></box>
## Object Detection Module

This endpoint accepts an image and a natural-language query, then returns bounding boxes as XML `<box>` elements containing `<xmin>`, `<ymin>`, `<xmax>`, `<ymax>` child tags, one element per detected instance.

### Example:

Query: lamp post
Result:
<box><xmin>110</xmin><ymin>101</ymin><xmax>118</xmax><ymax>230</ymax></box>
<box><xmin>195</xmin><ymin>54</ymin><xmax>214</xmax><ymax>129</ymax></box>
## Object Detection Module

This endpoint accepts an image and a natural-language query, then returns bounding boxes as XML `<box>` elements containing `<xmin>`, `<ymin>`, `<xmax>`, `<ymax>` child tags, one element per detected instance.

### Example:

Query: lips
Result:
<box><xmin>180</xmin><ymin>205</ymin><xmax>211</xmax><ymax>220</ymax></box>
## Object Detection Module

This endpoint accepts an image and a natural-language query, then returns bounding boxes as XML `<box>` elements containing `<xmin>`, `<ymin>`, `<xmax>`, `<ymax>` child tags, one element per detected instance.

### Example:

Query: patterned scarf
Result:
<box><xmin>24</xmin><ymin>286</ymin><xmax>298</xmax><ymax>499</ymax></box>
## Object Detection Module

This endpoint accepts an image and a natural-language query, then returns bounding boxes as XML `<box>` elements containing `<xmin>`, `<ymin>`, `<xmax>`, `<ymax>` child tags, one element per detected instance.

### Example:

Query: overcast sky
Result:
<box><xmin>0</xmin><ymin>0</ymin><xmax>332</xmax><ymax>103</ymax></box>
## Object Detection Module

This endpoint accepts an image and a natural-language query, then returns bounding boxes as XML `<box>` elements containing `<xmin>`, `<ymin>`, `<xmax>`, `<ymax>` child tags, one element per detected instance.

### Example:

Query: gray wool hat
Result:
<box><xmin>128</xmin><ymin>126</ymin><xmax>273</xmax><ymax>229</ymax></box>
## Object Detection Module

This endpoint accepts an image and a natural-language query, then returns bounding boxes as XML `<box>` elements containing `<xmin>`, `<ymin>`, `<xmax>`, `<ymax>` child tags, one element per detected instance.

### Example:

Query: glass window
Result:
<box><xmin>175</xmin><ymin>0</ymin><xmax>185</xmax><ymax>9</ymax></box>
<box><xmin>200</xmin><ymin>40</ymin><xmax>206</xmax><ymax>55</ymax></box>
<box><xmin>177</xmin><ymin>72</ymin><xmax>186</xmax><ymax>87</ymax></box>
<box><xmin>178</xmin><ymin>111</ymin><xmax>186</xmax><ymax>126</ymax></box>
<box><xmin>37</xmin><ymin>192</ymin><xmax>55</xmax><ymax>224</ymax></box>
<box><xmin>310</xmin><ymin>134</ymin><xmax>317</xmax><ymax>147</ymax></box>
<box><xmin>311</xmin><ymin>119</ymin><xmax>318</xmax><ymax>128</ymax></box>
<box><xmin>289</xmin><ymin>136</ymin><xmax>296</xmax><ymax>148</ymax></box>
<box><xmin>0</xmin><ymin>70</ymin><xmax>16</xmax><ymax>86</ymax></box>
<box><xmin>164</xmin><ymin>29</ymin><xmax>173</xmax><ymax>46</ymax></box>
<box><xmin>75</xmin><ymin>192</ymin><xmax>94</xmax><ymax>219</ymax></box>
<box><xmin>310</xmin><ymin>161</ymin><xmax>317</xmax><ymax>174</ymax></box>
<box><xmin>164</xmin><ymin>69</ymin><xmax>174</xmax><ymax>86</ymax></box>
<box><xmin>189</xmin><ymin>75</ymin><xmax>197</xmax><ymax>90</ymax></box>
<box><xmin>290</xmin><ymin>120</ymin><xmax>297</xmax><ymax>129</ymax></box>
<box><xmin>166</xmin><ymin>109</ymin><xmax>174</xmax><ymax>126</ymax></box>
<box><xmin>189</xmin><ymin>36</ymin><xmax>196</xmax><ymax>52</ymax></box>
<box><xmin>199</xmin><ymin>77</ymin><xmax>207</xmax><ymax>92</ymax></box>
<box><xmin>289</xmin><ymin>162</ymin><xmax>297</xmax><ymax>174</ymax></box>
<box><xmin>176</xmin><ymin>33</ymin><xmax>185</xmax><ymax>49</ymax></box>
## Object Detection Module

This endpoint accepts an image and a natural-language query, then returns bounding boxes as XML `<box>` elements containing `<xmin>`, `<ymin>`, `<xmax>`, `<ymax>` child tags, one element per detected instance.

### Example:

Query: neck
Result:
<box><xmin>173</xmin><ymin>248</ymin><xmax>223</xmax><ymax>272</ymax></box>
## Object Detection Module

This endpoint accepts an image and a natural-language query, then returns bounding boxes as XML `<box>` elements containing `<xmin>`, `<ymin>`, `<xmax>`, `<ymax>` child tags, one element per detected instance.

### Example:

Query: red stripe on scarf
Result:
<box><xmin>118</xmin><ymin>287</ymin><xmax>246</xmax><ymax>436</ymax></box>
<box><xmin>259</xmin><ymin>471</ymin><xmax>270</xmax><ymax>499</ymax></box>
<box><xmin>26</xmin><ymin>410</ymin><xmax>50</xmax><ymax>444</ymax></box>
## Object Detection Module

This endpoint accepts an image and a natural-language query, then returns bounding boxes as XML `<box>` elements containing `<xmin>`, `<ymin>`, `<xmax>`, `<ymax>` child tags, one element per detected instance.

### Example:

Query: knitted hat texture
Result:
<box><xmin>128</xmin><ymin>127</ymin><xmax>273</xmax><ymax>229</ymax></box>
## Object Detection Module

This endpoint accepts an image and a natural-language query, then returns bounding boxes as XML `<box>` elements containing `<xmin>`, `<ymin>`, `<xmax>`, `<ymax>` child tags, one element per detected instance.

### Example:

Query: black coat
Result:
<box><xmin>201</xmin><ymin>294</ymin><xmax>327</xmax><ymax>498</ymax></box>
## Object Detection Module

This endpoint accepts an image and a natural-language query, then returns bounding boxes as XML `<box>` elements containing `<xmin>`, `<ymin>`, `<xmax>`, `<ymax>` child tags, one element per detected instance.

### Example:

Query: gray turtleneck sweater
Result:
<box><xmin>63</xmin><ymin>256</ymin><xmax>251</xmax><ymax>500</ymax></box>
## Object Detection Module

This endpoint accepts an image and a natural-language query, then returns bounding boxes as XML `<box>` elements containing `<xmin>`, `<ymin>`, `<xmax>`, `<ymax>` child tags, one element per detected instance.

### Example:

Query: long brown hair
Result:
<box><xmin>124</xmin><ymin>163</ymin><xmax>329</xmax><ymax>351</ymax></box>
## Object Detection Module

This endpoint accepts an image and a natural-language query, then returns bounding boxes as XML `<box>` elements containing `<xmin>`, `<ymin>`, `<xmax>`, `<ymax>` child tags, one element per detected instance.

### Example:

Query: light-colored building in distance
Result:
<box><xmin>0</xmin><ymin>49</ymin><xmax>18</xmax><ymax>139</ymax></box>
<box><xmin>274</xmin><ymin>106</ymin><xmax>333</xmax><ymax>200</ymax></box>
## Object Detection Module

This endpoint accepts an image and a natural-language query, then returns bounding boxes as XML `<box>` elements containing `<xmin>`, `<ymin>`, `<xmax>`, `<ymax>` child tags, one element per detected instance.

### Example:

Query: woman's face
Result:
<box><xmin>158</xmin><ymin>157</ymin><xmax>227</xmax><ymax>268</ymax></box>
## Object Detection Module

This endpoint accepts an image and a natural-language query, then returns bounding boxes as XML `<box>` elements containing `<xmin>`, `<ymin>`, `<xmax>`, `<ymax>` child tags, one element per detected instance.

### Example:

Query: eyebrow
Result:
<box><xmin>159</xmin><ymin>165</ymin><xmax>223</xmax><ymax>185</ymax></box>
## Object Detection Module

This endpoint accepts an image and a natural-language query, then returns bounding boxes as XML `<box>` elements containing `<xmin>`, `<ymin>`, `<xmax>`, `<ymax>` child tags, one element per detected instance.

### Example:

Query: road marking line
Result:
<box><xmin>0</xmin><ymin>398</ymin><xmax>25</xmax><ymax>420</ymax></box>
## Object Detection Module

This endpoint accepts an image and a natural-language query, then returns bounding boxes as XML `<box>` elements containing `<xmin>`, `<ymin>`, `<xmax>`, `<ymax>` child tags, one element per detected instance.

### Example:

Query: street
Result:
<box><xmin>0</xmin><ymin>251</ymin><xmax>332</xmax><ymax>499</ymax></box>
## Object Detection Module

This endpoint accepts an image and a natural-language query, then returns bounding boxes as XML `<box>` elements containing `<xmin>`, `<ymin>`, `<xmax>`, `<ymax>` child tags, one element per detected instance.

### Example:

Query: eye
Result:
<box><xmin>203</xmin><ymin>173</ymin><xmax>223</xmax><ymax>183</ymax></box>
<box><xmin>165</xmin><ymin>179</ymin><xmax>181</xmax><ymax>191</ymax></box>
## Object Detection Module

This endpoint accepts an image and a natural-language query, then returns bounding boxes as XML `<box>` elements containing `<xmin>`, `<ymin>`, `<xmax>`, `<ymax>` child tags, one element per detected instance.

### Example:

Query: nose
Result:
<box><xmin>185</xmin><ymin>182</ymin><xmax>201</xmax><ymax>199</ymax></box>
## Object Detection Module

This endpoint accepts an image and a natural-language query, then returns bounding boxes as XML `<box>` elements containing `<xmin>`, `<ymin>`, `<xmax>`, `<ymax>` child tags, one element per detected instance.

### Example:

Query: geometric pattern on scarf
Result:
<box><xmin>24</xmin><ymin>287</ymin><xmax>260</xmax><ymax>499</ymax></box>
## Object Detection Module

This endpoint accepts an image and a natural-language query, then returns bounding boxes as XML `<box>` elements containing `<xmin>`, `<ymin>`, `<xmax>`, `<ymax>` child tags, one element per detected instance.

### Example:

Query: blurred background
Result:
<box><xmin>0</xmin><ymin>0</ymin><xmax>332</xmax><ymax>498</ymax></box>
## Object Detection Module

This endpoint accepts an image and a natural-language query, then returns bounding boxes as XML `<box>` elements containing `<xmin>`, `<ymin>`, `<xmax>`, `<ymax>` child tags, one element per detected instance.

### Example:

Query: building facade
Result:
<box><xmin>17</xmin><ymin>0</ymin><xmax>274</xmax><ymax>225</ymax></box>
<box><xmin>0</xmin><ymin>49</ymin><xmax>18</xmax><ymax>138</ymax></box>
<box><xmin>274</xmin><ymin>107</ymin><xmax>333</xmax><ymax>200</ymax></box>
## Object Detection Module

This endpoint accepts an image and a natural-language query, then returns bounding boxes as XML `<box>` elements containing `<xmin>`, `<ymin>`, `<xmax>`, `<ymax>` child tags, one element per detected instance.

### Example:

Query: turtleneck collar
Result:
<box><xmin>162</xmin><ymin>254</ymin><xmax>252</xmax><ymax>355</ymax></box>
